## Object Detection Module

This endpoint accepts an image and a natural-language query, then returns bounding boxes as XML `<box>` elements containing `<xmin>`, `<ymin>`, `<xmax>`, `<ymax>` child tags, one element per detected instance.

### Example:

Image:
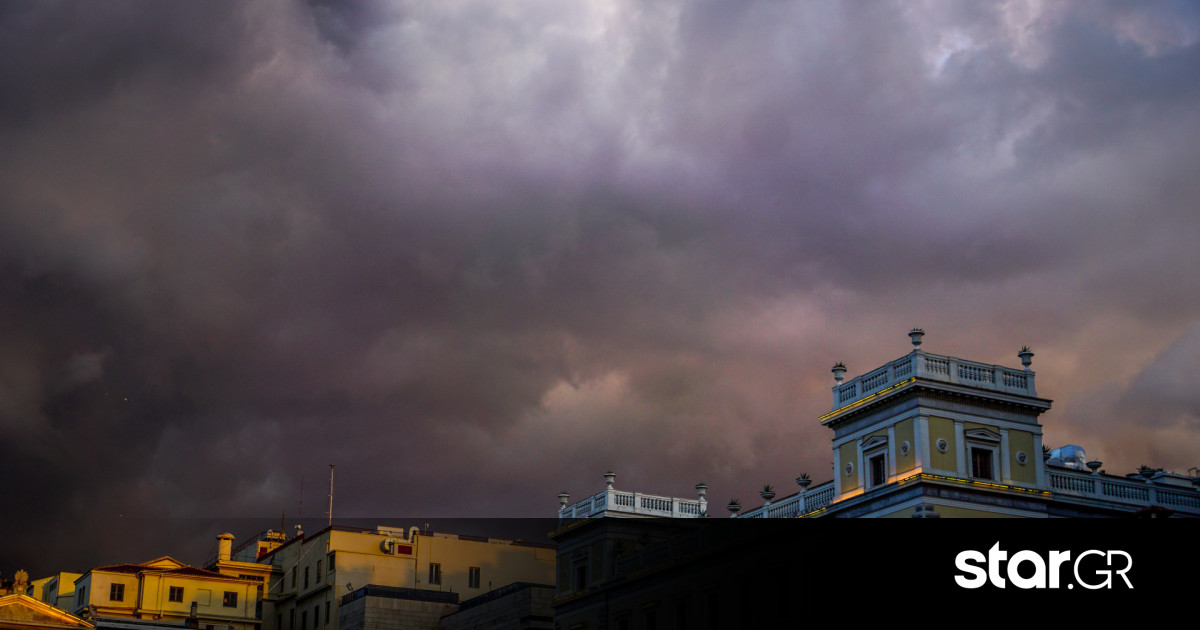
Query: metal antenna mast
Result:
<box><xmin>328</xmin><ymin>464</ymin><xmax>335</xmax><ymax>526</ymax></box>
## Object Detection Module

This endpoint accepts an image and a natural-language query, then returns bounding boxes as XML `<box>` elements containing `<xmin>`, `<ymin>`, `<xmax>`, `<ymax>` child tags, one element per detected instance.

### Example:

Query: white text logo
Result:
<box><xmin>954</xmin><ymin>543</ymin><xmax>1132</xmax><ymax>590</ymax></box>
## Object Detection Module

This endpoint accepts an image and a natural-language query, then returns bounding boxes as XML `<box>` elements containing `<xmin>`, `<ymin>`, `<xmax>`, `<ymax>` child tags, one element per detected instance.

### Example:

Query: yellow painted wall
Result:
<box><xmin>76</xmin><ymin>564</ymin><xmax>257</xmax><ymax>630</ymax></box>
<box><xmin>895</xmin><ymin>418</ymin><xmax>915</xmax><ymax>474</ymax></box>
<box><xmin>416</xmin><ymin>533</ymin><xmax>556</xmax><ymax>594</ymax></box>
<box><xmin>927</xmin><ymin>416</ymin><xmax>957</xmax><ymax>472</ymax></box>
<box><xmin>264</xmin><ymin>528</ymin><xmax>554</xmax><ymax>630</ymax></box>
<box><xmin>1008</xmin><ymin>429</ymin><xmax>1037</xmax><ymax>484</ymax></box>
<box><xmin>33</xmin><ymin>572</ymin><xmax>81</xmax><ymax>610</ymax></box>
<box><xmin>838</xmin><ymin>442</ymin><xmax>858</xmax><ymax>494</ymax></box>
<box><xmin>79</xmin><ymin>572</ymin><xmax>137</xmax><ymax>612</ymax></box>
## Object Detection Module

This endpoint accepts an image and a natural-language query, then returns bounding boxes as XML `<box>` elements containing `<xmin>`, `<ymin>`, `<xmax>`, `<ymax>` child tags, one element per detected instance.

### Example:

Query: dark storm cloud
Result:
<box><xmin>2</xmin><ymin>0</ymin><xmax>1200</xmax><ymax>574</ymax></box>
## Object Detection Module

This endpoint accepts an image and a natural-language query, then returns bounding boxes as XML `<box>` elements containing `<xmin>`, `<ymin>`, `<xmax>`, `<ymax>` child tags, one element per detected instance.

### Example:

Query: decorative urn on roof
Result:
<box><xmin>831</xmin><ymin>362</ymin><xmax>847</xmax><ymax>384</ymax></box>
<box><xmin>796</xmin><ymin>473</ymin><xmax>812</xmax><ymax>491</ymax></box>
<box><xmin>1018</xmin><ymin>346</ymin><xmax>1034</xmax><ymax>370</ymax></box>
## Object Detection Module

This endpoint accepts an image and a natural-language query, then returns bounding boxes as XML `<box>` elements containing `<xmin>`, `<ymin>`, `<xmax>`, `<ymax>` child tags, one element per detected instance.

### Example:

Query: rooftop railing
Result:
<box><xmin>559</xmin><ymin>480</ymin><xmax>708</xmax><ymax>520</ymax></box>
<box><xmin>830</xmin><ymin>351</ymin><xmax>1037</xmax><ymax>412</ymax></box>
<box><xmin>1048</xmin><ymin>469</ymin><xmax>1200</xmax><ymax>515</ymax></box>
<box><xmin>735</xmin><ymin>482</ymin><xmax>834</xmax><ymax>519</ymax></box>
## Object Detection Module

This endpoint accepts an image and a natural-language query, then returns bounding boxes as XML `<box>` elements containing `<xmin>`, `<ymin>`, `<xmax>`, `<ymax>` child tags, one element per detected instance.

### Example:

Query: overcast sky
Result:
<box><xmin>3</xmin><ymin>0</ymin><xmax>1200</xmax><ymax>575</ymax></box>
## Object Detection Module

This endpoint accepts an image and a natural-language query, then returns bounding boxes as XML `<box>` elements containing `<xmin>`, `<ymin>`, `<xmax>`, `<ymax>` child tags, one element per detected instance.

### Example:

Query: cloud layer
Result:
<box><xmin>2</xmin><ymin>0</ymin><xmax>1200</xmax><ymax>573</ymax></box>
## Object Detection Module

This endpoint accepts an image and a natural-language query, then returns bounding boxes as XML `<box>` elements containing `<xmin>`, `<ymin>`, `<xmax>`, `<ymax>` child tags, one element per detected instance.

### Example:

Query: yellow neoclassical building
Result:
<box><xmin>550</xmin><ymin>331</ymin><xmax>1200</xmax><ymax>628</ymax></box>
<box><xmin>557</xmin><ymin>329</ymin><xmax>1200</xmax><ymax>523</ymax></box>
<box><xmin>71</xmin><ymin>556</ymin><xmax>261</xmax><ymax>630</ymax></box>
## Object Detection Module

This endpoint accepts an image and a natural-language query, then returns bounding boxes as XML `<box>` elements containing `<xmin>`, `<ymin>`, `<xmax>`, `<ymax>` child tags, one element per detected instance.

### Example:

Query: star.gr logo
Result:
<box><xmin>954</xmin><ymin>542</ymin><xmax>1132</xmax><ymax>590</ymax></box>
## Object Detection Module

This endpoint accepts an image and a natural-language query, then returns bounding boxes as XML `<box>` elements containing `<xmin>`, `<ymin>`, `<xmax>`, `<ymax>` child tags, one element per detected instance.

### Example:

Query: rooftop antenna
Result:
<box><xmin>328</xmin><ymin>464</ymin><xmax>335</xmax><ymax>527</ymax></box>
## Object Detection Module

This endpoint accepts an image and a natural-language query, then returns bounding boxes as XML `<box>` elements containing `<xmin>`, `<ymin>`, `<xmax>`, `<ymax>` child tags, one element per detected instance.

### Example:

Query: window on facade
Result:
<box><xmin>468</xmin><ymin>567</ymin><xmax>480</xmax><ymax>589</ymax></box>
<box><xmin>428</xmin><ymin>563</ymin><xmax>441</xmax><ymax>585</ymax></box>
<box><xmin>963</xmin><ymin>428</ymin><xmax>1001</xmax><ymax>481</ymax></box>
<box><xmin>328</xmin><ymin>553</ymin><xmax>335</xmax><ymax>572</ymax></box>
<box><xmin>971</xmin><ymin>447</ymin><xmax>995</xmax><ymax>480</ymax></box>
<box><xmin>291</xmin><ymin>567</ymin><xmax>296</xmax><ymax>589</ymax></box>
<box><xmin>315</xmin><ymin>605</ymin><xmax>320</xmax><ymax>629</ymax></box>
<box><xmin>77</xmin><ymin>586</ymin><xmax>86</xmax><ymax>608</ymax></box>
<box><xmin>325</xmin><ymin>601</ymin><xmax>330</xmax><ymax>624</ymax></box>
<box><xmin>316</xmin><ymin>560</ymin><xmax>322</xmax><ymax>582</ymax></box>
<box><xmin>169</xmin><ymin>586</ymin><xmax>184</xmax><ymax>603</ymax></box>
<box><xmin>301</xmin><ymin>611</ymin><xmax>306</xmax><ymax>630</ymax></box>
<box><xmin>869</xmin><ymin>452</ymin><xmax>887</xmax><ymax>488</ymax></box>
<box><xmin>304</xmin><ymin>567</ymin><xmax>309</xmax><ymax>589</ymax></box>
<box><xmin>575</xmin><ymin>565</ymin><xmax>587</xmax><ymax>590</ymax></box>
<box><xmin>861</xmin><ymin>435</ymin><xmax>889</xmax><ymax>490</ymax></box>
<box><xmin>223</xmin><ymin>592</ymin><xmax>237</xmax><ymax>608</ymax></box>
<box><xmin>110</xmin><ymin>584</ymin><xmax>124</xmax><ymax>602</ymax></box>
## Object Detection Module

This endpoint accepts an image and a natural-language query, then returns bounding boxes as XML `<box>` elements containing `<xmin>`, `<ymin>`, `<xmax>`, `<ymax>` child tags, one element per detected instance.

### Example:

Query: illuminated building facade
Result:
<box><xmin>29</xmin><ymin>573</ymin><xmax>82</xmax><ymax>612</ymax></box>
<box><xmin>70</xmin><ymin>556</ymin><xmax>261</xmax><ymax>630</ymax></box>
<box><xmin>729</xmin><ymin>330</ymin><xmax>1200</xmax><ymax>519</ymax></box>
<box><xmin>551</xmin><ymin>331</ymin><xmax>1200</xmax><ymax>625</ymax></box>
<box><xmin>255</xmin><ymin>525</ymin><xmax>554</xmax><ymax>630</ymax></box>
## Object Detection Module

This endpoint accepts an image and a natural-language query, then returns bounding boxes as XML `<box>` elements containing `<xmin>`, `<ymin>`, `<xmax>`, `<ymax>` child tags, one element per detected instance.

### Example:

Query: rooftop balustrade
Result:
<box><xmin>829</xmin><ymin>350</ymin><xmax>1037</xmax><ymax>413</ymax></box>
<box><xmin>558</xmin><ymin>473</ymin><xmax>708</xmax><ymax>520</ymax></box>
<box><xmin>1047</xmin><ymin>468</ymin><xmax>1200</xmax><ymax>515</ymax></box>
<box><xmin>734</xmin><ymin>482</ymin><xmax>834</xmax><ymax>519</ymax></box>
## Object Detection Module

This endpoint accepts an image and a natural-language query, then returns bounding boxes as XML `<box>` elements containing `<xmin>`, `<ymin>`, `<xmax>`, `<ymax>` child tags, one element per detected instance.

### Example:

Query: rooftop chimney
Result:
<box><xmin>216</xmin><ymin>532</ymin><xmax>235</xmax><ymax>562</ymax></box>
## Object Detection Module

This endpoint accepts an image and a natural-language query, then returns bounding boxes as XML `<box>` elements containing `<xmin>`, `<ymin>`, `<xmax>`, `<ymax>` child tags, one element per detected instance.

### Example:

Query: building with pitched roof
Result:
<box><xmin>71</xmin><ymin>557</ymin><xmax>260</xmax><ymax>630</ymax></box>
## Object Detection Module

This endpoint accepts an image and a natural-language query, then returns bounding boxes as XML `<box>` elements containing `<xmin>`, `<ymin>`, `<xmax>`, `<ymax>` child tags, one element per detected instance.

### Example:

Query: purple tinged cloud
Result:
<box><xmin>2</xmin><ymin>0</ymin><xmax>1200</xmax><ymax>573</ymax></box>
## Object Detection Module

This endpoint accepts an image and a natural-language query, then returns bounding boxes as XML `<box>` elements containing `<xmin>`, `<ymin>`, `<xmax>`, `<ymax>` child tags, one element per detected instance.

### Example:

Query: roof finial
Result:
<box><xmin>831</xmin><ymin>362</ymin><xmax>847</xmax><ymax>384</ymax></box>
<box><xmin>1018</xmin><ymin>345</ymin><xmax>1034</xmax><ymax>370</ymax></box>
<box><xmin>908</xmin><ymin>327</ymin><xmax>925</xmax><ymax>350</ymax></box>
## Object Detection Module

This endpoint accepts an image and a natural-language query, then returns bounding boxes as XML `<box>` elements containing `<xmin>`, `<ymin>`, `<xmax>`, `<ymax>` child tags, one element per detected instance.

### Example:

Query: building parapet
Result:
<box><xmin>558</xmin><ymin>473</ymin><xmax>707</xmax><ymax>520</ymax></box>
<box><xmin>829</xmin><ymin>346</ymin><xmax>1037</xmax><ymax>413</ymax></box>
<box><xmin>1047</xmin><ymin>468</ymin><xmax>1200</xmax><ymax>515</ymax></box>
<box><xmin>735</xmin><ymin>482</ymin><xmax>835</xmax><ymax>519</ymax></box>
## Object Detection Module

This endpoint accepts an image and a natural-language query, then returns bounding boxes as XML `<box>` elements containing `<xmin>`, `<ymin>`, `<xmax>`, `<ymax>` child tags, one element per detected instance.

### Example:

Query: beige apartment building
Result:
<box><xmin>255</xmin><ymin>525</ymin><xmax>554</xmax><ymax>630</ymax></box>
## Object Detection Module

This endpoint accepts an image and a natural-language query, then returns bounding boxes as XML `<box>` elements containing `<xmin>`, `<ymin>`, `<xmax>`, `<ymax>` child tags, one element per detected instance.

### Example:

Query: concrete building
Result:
<box><xmin>257</xmin><ymin>525</ymin><xmax>555</xmax><ymax>630</ymax></box>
